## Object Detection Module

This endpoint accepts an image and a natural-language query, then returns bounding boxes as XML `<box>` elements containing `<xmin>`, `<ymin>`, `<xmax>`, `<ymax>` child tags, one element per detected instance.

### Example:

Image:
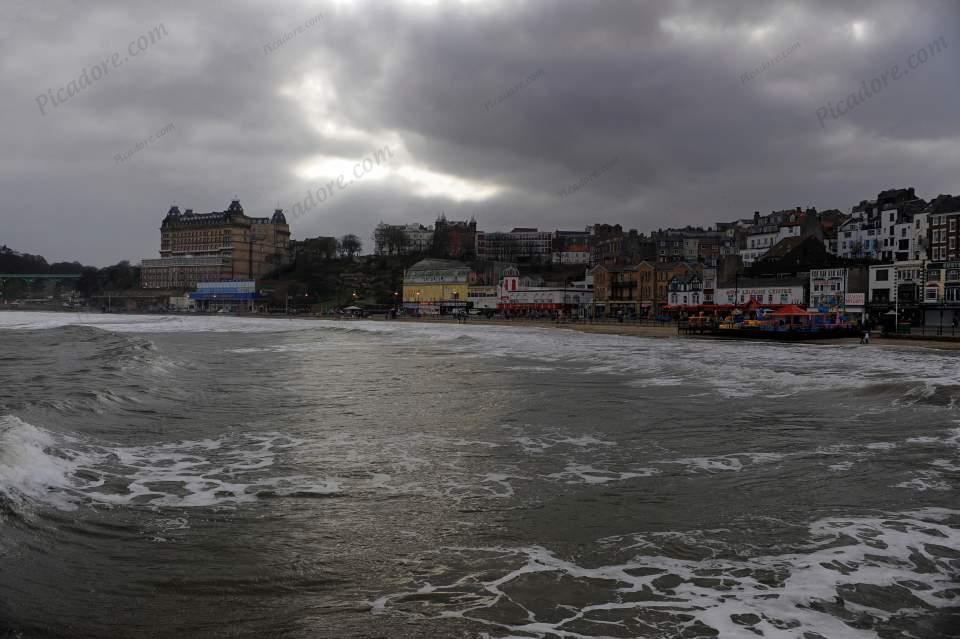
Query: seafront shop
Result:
<box><xmin>187</xmin><ymin>280</ymin><xmax>259</xmax><ymax>312</ymax></box>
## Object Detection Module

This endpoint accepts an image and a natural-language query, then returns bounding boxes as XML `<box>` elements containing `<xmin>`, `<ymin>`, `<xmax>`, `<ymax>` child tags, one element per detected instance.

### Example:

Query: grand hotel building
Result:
<box><xmin>140</xmin><ymin>199</ymin><xmax>291</xmax><ymax>289</ymax></box>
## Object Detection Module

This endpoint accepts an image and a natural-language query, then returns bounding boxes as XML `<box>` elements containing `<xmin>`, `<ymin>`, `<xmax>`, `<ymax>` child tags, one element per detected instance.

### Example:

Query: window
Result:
<box><xmin>876</xmin><ymin>269</ymin><xmax>889</xmax><ymax>281</ymax></box>
<box><xmin>952</xmin><ymin>219</ymin><xmax>957</xmax><ymax>232</ymax></box>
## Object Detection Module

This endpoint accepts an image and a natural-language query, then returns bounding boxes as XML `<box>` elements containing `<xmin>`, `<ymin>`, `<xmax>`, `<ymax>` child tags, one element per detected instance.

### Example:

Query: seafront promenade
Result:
<box><xmin>6</xmin><ymin>307</ymin><xmax>960</xmax><ymax>348</ymax></box>
<box><xmin>330</xmin><ymin>313</ymin><xmax>960</xmax><ymax>348</ymax></box>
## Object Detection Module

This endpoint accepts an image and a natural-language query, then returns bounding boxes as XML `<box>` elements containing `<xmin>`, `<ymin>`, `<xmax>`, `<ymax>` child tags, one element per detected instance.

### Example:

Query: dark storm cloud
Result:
<box><xmin>1</xmin><ymin>0</ymin><xmax>958</xmax><ymax>265</ymax></box>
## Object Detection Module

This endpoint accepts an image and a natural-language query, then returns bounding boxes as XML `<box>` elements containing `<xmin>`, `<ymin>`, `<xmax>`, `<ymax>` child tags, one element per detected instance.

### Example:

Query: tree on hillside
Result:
<box><xmin>339</xmin><ymin>234</ymin><xmax>362</xmax><ymax>258</ymax></box>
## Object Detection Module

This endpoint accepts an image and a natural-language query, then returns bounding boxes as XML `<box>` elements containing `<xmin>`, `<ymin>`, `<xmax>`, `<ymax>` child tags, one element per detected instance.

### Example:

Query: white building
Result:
<box><xmin>467</xmin><ymin>285</ymin><xmax>498</xmax><ymax>312</ymax></box>
<box><xmin>740</xmin><ymin>226</ymin><xmax>779</xmax><ymax>266</ymax></box>
<box><xmin>715</xmin><ymin>279</ymin><xmax>806</xmax><ymax>306</ymax></box>
<box><xmin>809</xmin><ymin>268</ymin><xmax>848</xmax><ymax>310</ymax></box>
<box><xmin>835</xmin><ymin>211</ymin><xmax>881</xmax><ymax>259</ymax></box>
<box><xmin>868</xmin><ymin>264</ymin><xmax>894</xmax><ymax>305</ymax></box>
<box><xmin>373</xmin><ymin>222</ymin><xmax>434</xmax><ymax>255</ymax></box>
<box><xmin>912</xmin><ymin>211</ymin><xmax>929</xmax><ymax>261</ymax></box>
<box><xmin>496</xmin><ymin>266</ymin><xmax>593</xmax><ymax>314</ymax></box>
<box><xmin>667</xmin><ymin>274</ymin><xmax>703</xmax><ymax>306</ymax></box>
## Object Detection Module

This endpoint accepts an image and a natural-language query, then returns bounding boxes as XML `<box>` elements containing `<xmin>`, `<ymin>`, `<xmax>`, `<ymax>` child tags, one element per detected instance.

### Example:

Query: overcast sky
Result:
<box><xmin>2</xmin><ymin>0</ymin><xmax>958</xmax><ymax>266</ymax></box>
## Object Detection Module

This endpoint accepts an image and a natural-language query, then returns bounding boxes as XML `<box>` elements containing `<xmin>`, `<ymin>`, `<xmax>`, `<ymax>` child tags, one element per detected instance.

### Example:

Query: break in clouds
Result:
<box><xmin>0</xmin><ymin>0</ymin><xmax>958</xmax><ymax>265</ymax></box>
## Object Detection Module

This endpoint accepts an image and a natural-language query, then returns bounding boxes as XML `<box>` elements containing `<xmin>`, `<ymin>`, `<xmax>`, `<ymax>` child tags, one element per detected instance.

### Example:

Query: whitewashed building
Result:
<box><xmin>835</xmin><ymin>211</ymin><xmax>882</xmax><ymax>259</ymax></box>
<box><xmin>740</xmin><ymin>226</ymin><xmax>779</xmax><ymax>266</ymax></box>
<box><xmin>373</xmin><ymin>222</ymin><xmax>434</xmax><ymax>255</ymax></box>
<box><xmin>715</xmin><ymin>278</ymin><xmax>806</xmax><ymax>306</ymax></box>
<box><xmin>496</xmin><ymin>266</ymin><xmax>593</xmax><ymax>313</ymax></box>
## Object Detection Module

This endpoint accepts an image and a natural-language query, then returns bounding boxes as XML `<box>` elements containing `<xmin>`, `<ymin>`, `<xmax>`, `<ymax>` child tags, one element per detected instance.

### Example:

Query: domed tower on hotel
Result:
<box><xmin>140</xmin><ymin>199</ymin><xmax>291</xmax><ymax>289</ymax></box>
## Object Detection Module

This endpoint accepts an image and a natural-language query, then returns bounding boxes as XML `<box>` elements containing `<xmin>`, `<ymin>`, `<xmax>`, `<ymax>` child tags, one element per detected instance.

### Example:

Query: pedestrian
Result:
<box><xmin>860</xmin><ymin>329</ymin><xmax>870</xmax><ymax>344</ymax></box>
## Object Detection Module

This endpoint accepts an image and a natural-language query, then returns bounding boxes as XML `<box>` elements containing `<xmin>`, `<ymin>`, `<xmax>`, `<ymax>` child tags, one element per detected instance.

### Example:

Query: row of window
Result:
<box><xmin>925</xmin><ymin>287</ymin><xmax>960</xmax><ymax>302</ymax></box>
<box><xmin>931</xmin><ymin>216</ymin><xmax>959</xmax><ymax>229</ymax></box>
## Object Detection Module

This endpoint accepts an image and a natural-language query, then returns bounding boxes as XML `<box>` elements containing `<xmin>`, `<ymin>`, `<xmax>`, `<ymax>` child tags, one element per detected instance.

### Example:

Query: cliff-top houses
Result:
<box><xmin>139</xmin><ymin>185</ymin><xmax>960</xmax><ymax>326</ymax></box>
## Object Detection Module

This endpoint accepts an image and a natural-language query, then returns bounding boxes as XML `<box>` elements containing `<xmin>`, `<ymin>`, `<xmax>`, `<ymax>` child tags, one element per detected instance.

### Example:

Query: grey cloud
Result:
<box><xmin>0</xmin><ymin>0</ymin><xmax>958</xmax><ymax>265</ymax></box>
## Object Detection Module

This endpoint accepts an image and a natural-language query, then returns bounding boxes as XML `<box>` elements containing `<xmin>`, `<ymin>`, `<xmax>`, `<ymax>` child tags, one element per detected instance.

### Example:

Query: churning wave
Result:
<box><xmin>0</xmin><ymin>415</ymin><xmax>339</xmax><ymax>513</ymax></box>
<box><xmin>372</xmin><ymin>509</ymin><xmax>960</xmax><ymax>639</ymax></box>
<box><xmin>5</xmin><ymin>312</ymin><xmax>960</xmax><ymax>403</ymax></box>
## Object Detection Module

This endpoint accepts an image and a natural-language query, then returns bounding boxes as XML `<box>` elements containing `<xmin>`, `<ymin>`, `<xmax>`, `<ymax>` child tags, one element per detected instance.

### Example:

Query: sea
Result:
<box><xmin>0</xmin><ymin>311</ymin><xmax>957</xmax><ymax>638</ymax></box>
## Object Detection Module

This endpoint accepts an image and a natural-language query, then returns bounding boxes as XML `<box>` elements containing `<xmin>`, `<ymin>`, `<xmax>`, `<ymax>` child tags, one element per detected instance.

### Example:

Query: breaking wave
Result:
<box><xmin>0</xmin><ymin>414</ymin><xmax>339</xmax><ymax>512</ymax></box>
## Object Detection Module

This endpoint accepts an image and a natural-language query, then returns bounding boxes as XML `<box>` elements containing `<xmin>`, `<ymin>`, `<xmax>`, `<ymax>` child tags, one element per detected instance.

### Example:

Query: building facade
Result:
<box><xmin>654</xmin><ymin>262</ymin><xmax>698</xmax><ymax>313</ymax></box>
<box><xmin>589</xmin><ymin>262</ymin><xmax>654</xmax><ymax>317</ymax></box>
<box><xmin>552</xmin><ymin>230</ymin><xmax>592</xmax><ymax>264</ymax></box>
<box><xmin>927</xmin><ymin>196</ymin><xmax>960</xmax><ymax>261</ymax></box>
<box><xmin>476</xmin><ymin>228</ymin><xmax>553</xmax><ymax>262</ymax></box>
<box><xmin>467</xmin><ymin>285</ymin><xmax>498</xmax><ymax>312</ymax></box>
<box><xmin>140</xmin><ymin>200</ymin><xmax>290</xmax><ymax>289</ymax></box>
<box><xmin>666</xmin><ymin>274</ymin><xmax>704</xmax><ymax>307</ymax></box>
<box><xmin>433</xmin><ymin>215</ymin><xmax>477</xmax><ymax>259</ymax></box>
<box><xmin>373</xmin><ymin>222</ymin><xmax>434</xmax><ymax>256</ymax></box>
<box><xmin>496</xmin><ymin>266</ymin><xmax>592</xmax><ymax>315</ymax></box>
<box><xmin>188</xmin><ymin>280</ymin><xmax>258</xmax><ymax>312</ymax></box>
<box><xmin>402</xmin><ymin>258</ymin><xmax>470</xmax><ymax>314</ymax></box>
<box><xmin>715</xmin><ymin>278</ymin><xmax>806</xmax><ymax>306</ymax></box>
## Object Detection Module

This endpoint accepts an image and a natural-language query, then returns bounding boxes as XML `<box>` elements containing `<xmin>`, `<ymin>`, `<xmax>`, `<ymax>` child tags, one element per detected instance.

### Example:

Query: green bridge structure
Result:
<box><xmin>0</xmin><ymin>273</ymin><xmax>82</xmax><ymax>281</ymax></box>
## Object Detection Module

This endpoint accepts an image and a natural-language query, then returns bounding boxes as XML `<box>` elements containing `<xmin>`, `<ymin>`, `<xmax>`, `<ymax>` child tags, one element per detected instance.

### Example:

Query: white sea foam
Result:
<box><xmin>512</xmin><ymin>433</ymin><xmax>615</xmax><ymax>454</ymax></box>
<box><xmin>0</xmin><ymin>414</ymin><xmax>336</xmax><ymax>511</ymax></box>
<box><xmin>6</xmin><ymin>311</ymin><xmax>960</xmax><ymax>401</ymax></box>
<box><xmin>658</xmin><ymin>452</ymin><xmax>785</xmax><ymax>474</ymax></box>
<box><xmin>895</xmin><ymin>471</ymin><xmax>951</xmax><ymax>492</ymax></box>
<box><xmin>545</xmin><ymin>463</ymin><xmax>659</xmax><ymax>485</ymax></box>
<box><xmin>373</xmin><ymin>509</ymin><xmax>960</xmax><ymax>638</ymax></box>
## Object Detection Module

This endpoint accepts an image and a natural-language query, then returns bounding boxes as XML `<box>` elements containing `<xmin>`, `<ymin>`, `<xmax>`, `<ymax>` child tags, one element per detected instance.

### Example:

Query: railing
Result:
<box><xmin>887</xmin><ymin>323</ymin><xmax>959</xmax><ymax>338</ymax></box>
<box><xmin>396</xmin><ymin>314</ymin><xmax>676</xmax><ymax>327</ymax></box>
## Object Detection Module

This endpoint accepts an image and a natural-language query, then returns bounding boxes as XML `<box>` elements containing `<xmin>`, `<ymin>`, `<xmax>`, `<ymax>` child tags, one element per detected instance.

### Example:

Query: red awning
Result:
<box><xmin>770</xmin><ymin>304</ymin><xmax>813</xmax><ymax>315</ymax></box>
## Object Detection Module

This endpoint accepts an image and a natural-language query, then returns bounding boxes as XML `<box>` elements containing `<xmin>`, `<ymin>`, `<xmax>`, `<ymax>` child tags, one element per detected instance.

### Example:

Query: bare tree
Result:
<box><xmin>339</xmin><ymin>234</ymin><xmax>362</xmax><ymax>258</ymax></box>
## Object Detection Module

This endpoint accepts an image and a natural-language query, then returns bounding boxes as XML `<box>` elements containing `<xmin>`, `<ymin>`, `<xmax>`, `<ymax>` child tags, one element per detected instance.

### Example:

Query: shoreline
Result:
<box><xmin>5</xmin><ymin>307</ymin><xmax>960</xmax><ymax>350</ymax></box>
